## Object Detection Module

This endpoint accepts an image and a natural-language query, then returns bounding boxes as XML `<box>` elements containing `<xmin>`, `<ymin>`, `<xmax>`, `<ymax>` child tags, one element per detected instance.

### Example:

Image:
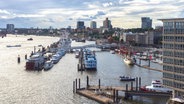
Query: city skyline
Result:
<box><xmin>0</xmin><ymin>0</ymin><xmax>183</xmax><ymax>28</ymax></box>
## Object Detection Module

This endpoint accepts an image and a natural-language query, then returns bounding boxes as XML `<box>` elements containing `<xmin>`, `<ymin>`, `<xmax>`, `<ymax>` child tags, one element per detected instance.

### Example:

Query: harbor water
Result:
<box><xmin>0</xmin><ymin>34</ymin><xmax>169</xmax><ymax>104</ymax></box>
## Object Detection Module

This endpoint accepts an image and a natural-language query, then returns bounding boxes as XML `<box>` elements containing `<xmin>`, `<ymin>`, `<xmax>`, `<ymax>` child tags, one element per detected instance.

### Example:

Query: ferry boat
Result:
<box><xmin>26</xmin><ymin>52</ymin><xmax>45</xmax><ymax>70</ymax></box>
<box><xmin>119</xmin><ymin>76</ymin><xmax>135</xmax><ymax>81</ymax></box>
<box><xmin>140</xmin><ymin>80</ymin><xmax>172</xmax><ymax>93</ymax></box>
<box><xmin>83</xmin><ymin>49</ymin><xmax>97</xmax><ymax>70</ymax></box>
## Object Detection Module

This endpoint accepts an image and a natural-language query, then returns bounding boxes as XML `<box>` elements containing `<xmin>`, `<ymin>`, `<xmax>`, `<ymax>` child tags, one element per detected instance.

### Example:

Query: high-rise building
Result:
<box><xmin>159</xmin><ymin>18</ymin><xmax>184</xmax><ymax>98</ymax></box>
<box><xmin>6</xmin><ymin>24</ymin><xmax>15</xmax><ymax>33</ymax></box>
<box><xmin>90</xmin><ymin>21</ymin><xmax>97</xmax><ymax>29</ymax></box>
<box><xmin>77</xmin><ymin>21</ymin><xmax>85</xmax><ymax>30</ymax></box>
<box><xmin>103</xmin><ymin>18</ymin><xmax>112</xmax><ymax>29</ymax></box>
<box><xmin>141</xmin><ymin>17</ymin><xmax>152</xmax><ymax>29</ymax></box>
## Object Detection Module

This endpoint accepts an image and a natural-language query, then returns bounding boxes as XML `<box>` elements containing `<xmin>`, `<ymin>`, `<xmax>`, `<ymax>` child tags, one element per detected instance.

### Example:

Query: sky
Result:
<box><xmin>0</xmin><ymin>0</ymin><xmax>184</xmax><ymax>29</ymax></box>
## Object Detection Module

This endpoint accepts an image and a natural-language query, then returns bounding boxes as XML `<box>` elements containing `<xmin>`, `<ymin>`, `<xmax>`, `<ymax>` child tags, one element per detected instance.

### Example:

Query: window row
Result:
<box><xmin>163</xmin><ymin>65</ymin><xmax>184</xmax><ymax>74</ymax></box>
<box><xmin>163</xmin><ymin>79</ymin><xmax>184</xmax><ymax>89</ymax></box>
<box><xmin>163</xmin><ymin>36</ymin><xmax>184</xmax><ymax>42</ymax></box>
<box><xmin>163</xmin><ymin>58</ymin><xmax>184</xmax><ymax>66</ymax></box>
<box><xmin>163</xmin><ymin>44</ymin><xmax>184</xmax><ymax>50</ymax></box>
<box><xmin>163</xmin><ymin>51</ymin><xmax>184</xmax><ymax>58</ymax></box>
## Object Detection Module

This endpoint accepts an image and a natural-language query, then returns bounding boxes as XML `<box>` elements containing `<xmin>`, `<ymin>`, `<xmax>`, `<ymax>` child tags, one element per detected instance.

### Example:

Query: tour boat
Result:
<box><xmin>43</xmin><ymin>60</ymin><xmax>54</xmax><ymax>71</ymax></box>
<box><xmin>83</xmin><ymin>49</ymin><xmax>97</xmax><ymax>70</ymax></box>
<box><xmin>140</xmin><ymin>80</ymin><xmax>172</xmax><ymax>93</ymax></box>
<box><xmin>119</xmin><ymin>76</ymin><xmax>135</xmax><ymax>81</ymax></box>
<box><xmin>26</xmin><ymin>52</ymin><xmax>45</xmax><ymax>70</ymax></box>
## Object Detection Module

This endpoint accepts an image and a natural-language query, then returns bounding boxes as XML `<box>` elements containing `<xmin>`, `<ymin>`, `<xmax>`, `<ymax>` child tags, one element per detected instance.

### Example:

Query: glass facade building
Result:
<box><xmin>160</xmin><ymin>18</ymin><xmax>184</xmax><ymax>98</ymax></box>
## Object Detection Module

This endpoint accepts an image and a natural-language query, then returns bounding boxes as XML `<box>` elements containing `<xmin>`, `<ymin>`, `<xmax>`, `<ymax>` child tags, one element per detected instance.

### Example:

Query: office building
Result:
<box><xmin>159</xmin><ymin>18</ymin><xmax>184</xmax><ymax>98</ymax></box>
<box><xmin>103</xmin><ymin>18</ymin><xmax>112</xmax><ymax>29</ymax></box>
<box><xmin>90</xmin><ymin>21</ymin><xmax>97</xmax><ymax>29</ymax></box>
<box><xmin>77</xmin><ymin>21</ymin><xmax>85</xmax><ymax>30</ymax></box>
<box><xmin>141</xmin><ymin>17</ymin><xmax>152</xmax><ymax>29</ymax></box>
<box><xmin>6</xmin><ymin>24</ymin><xmax>15</xmax><ymax>33</ymax></box>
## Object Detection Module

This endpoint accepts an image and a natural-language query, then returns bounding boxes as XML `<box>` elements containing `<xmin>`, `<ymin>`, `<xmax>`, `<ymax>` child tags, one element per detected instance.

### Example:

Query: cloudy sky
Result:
<box><xmin>0</xmin><ymin>0</ymin><xmax>183</xmax><ymax>29</ymax></box>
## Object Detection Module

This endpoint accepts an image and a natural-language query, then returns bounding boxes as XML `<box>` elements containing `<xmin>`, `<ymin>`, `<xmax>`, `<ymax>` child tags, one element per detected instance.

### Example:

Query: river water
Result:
<box><xmin>0</xmin><ymin>34</ymin><xmax>168</xmax><ymax>104</ymax></box>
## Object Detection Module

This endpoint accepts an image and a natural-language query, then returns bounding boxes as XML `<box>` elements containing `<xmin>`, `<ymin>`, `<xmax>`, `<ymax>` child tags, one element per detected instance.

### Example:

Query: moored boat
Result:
<box><xmin>27</xmin><ymin>38</ymin><xmax>33</xmax><ymax>41</ymax></box>
<box><xmin>140</xmin><ymin>80</ymin><xmax>172</xmax><ymax>93</ymax></box>
<box><xmin>83</xmin><ymin>49</ymin><xmax>97</xmax><ymax>70</ymax></box>
<box><xmin>124</xmin><ymin>57</ymin><xmax>135</xmax><ymax>65</ymax></box>
<box><xmin>26</xmin><ymin>52</ymin><xmax>45</xmax><ymax>70</ymax></box>
<box><xmin>43</xmin><ymin>60</ymin><xmax>54</xmax><ymax>71</ymax></box>
<box><xmin>119</xmin><ymin>76</ymin><xmax>135</xmax><ymax>81</ymax></box>
<box><xmin>6</xmin><ymin>45</ymin><xmax>21</xmax><ymax>47</ymax></box>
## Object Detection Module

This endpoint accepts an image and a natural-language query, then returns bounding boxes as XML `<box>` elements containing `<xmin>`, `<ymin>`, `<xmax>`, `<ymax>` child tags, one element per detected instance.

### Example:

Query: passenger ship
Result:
<box><xmin>83</xmin><ymin>49</ymin><xmax>97</xmax><ymax>70</ymax></box>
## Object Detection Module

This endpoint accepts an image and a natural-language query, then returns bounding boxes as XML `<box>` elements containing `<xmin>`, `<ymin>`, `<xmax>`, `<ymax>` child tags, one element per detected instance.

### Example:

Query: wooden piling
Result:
<box><xmin>136</xmin><ymin>77</ymin><xmax>138</xmax><ymax>91</ymax></box>
<box><xmin>25</xmin><ymin>54</ymin><xmax>27</xmax><ymax>60</ymax></box>
<box><xmin>131</xmin><ymin>81</ymin><xmax>133</xmax><ymax>91</ymax></box>
<box><xmin>113</xmin><ymin>89</ymin><xmax>116</xmax><ymax>103</ymax></box>
<box><xmin>17</xmin><ymin>55</ymin><xmax>20</xmax><ymax>63</ymax></box>
<box><xmin>148</xmin><ymin>59</ymin><xmax>150</xmax><ymax>67</ymax></box>
<box><xmin>79</xmin><ymin>78</ymin><xmax>81</xmax><ymax>89</ymax></box>
<box><xmin>139</xmin><ymin>77</ymin><xmax>141</xmax><ymax>91</ymax></box>
<box><xmin>73</xmin><ymin>81</ymin><xmax>75</xmax><ymax>93</ymax></box>
<box><xmin>86</xmin><ymin>76</ymin><xmax>89</xmax><ymax>88</ymax></box>
<box><xmin>76</xmin><ymin>79</ymin><xmax>78</xmax><ymax>91</ymax></box>
<box><xmin>98</xmin><ymin>79</ymin><xmax>100</xmax><ymax>89</ymax></box>
<box><xmin>116</xmin><ymin>90</ymin><xmax>118</xmax><ymax>103</ymax></box>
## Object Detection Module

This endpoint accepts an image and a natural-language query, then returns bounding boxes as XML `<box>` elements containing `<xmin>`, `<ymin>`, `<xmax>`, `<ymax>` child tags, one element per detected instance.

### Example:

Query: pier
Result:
<box><xmin>73</xmin><ymin>76</ymin><xmax>172</xmax><ymax>104</ymax></box>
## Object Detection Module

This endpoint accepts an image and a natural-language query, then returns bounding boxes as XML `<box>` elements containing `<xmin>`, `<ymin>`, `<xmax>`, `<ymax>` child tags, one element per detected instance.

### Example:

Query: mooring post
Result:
<box><xmin>116</xmin><ymin>90</ymin><xmax>119</xmax><ymax>103</ymax></box>
<box><xmin>73</xmin><ymin>81</ymin><xmax>75</xmax><ymax>93</ymax></box>
<box><xmin>86</xmin><ymin>76</ymin><xmax>89</xmax><ymax>89</ymax></box>
<box><xmin>17</xmin><ymin>55</ymin><xmax>20</xmax><ymax>63</ymax></box>
<box><xmin>136</xmin><ymin>77</ymin><xmax>138</xmax><ymax>91</ymax></box>
<box><xmin>139</xmin><ymin>77</ymin><xmax>141</xmax><ymax>91</ymax></box>
<box><xmin>98</xmin><ymin>79</ymin><xmax>101</xmax><ymax>89</ymax></box>
<box><xmin>131</xmin><ymin>81</ymin><xmax>133</xmax><ymax>91</ymax></box>
<box><xmin>77</xmin><ymin>64</ymin><xmax>79</xmax><ymax>71</ymax></box>
<box><xmin>126</xmin><ymin>84</ymin><xmax>128</xmax><ymax>91</ymax></box>
<box><xmin>113</xmin><ymin>89</ymin><xmax>116</xmax><ymax>103</ymax></box>
<box><xmin>75</xmin><ymin>79</ymin><xmax>77</xmax><ymax>91</ymax></box>
<box><xmin>79</xmin><ymin>78</ymin><xmax>80</xmax><ymax>89</ymax></box>
<box><xmin>148</xmin><ymin>59</ymin><xmax>150</xmax><ymax>67</ymax></box>
<box><xmin>25</xmin><ymin>54</ymin><xmax>27</xmax><ymax>60</ymax></box>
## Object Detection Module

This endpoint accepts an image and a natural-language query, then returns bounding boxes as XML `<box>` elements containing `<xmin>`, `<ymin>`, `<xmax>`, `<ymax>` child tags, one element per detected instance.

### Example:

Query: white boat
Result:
<box><xmin>6</xmin><ymin>45</ymin><xmax>21</xmax><ymax>47</ymax></box>
<box><xmin>110</xmin><ymin>50</ymin><xmax>115</xmax><ymax>54</ymax></box>
<box><xmin>43</xmin><ymin>60</ymin><xmax>54</xmax><ymax>71</ymax></box>
<box><xmin>140</xmin><ymin>80</ymin><xmax>172</xmax><ymax>93</ymax></box>
<box><xmin>50</xmin><ymin>54</ymin><xmax>61</xmax><ymax>64</ymax></box>
<box><xmin>124</xmin><ymin>57</ymin><xmax>135</xmax><ymax>65</ymax></box>
<box><xmin>75</xmin><ymin>51</ymin><xmax>80</xmax><ymax>58</ymax></box>
<box><xmin>167</xmin><ymin>98</ymin><xmax>184</xmax><ymax>104</ymax></box>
